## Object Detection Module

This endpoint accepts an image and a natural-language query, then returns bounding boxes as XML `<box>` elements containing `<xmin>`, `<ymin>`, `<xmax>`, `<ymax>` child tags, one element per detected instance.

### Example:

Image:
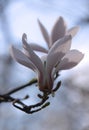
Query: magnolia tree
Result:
<box><xmin>0</xmin><ymin>17</ymin><xmax>84</xmax><ymax>114</ymax></box>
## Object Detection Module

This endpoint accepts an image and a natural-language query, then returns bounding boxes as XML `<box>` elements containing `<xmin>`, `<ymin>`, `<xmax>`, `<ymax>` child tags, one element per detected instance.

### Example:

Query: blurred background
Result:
<box><xmin>0</xmin><ymin>0</ymin><xmax>89</xmax><ymax>130</ymax></box>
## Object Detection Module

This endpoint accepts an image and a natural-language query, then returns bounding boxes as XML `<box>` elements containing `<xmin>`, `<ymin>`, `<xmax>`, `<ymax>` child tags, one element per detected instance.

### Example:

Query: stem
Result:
<box><xmin>13</xmin><ymin>92</ymin><xmax>50</xmax><ymax>114</ymax></box>
<box><xmin>5</xmin><ymin>78</ymin><xmax>37</xmax><ymax>95</ymax></box>
<box><xmin>0</xmin><ymin>78</ymin><xmax>37</xmax><ymax>103</ymax></box>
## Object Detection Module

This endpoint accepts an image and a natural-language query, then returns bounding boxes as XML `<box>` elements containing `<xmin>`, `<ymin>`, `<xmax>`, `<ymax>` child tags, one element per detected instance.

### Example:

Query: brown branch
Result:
<box><xmin>0</xmin><ymin>79</ymin><xmax>61</xmax><ymax>114</ymax></box>
<box><xmin>13</xmin><ymin>91</ymin><xmax>50</xmax><ymax>114</ymax></box>
<box><xmin>0</xmin><ymin>78</ymin><xmax>37</xmax><ymax>103</ymax></box>
<box><xmin>5</xmin><ymin>78</ymin><xmax>37</xmax><ymax>95</ymax></box>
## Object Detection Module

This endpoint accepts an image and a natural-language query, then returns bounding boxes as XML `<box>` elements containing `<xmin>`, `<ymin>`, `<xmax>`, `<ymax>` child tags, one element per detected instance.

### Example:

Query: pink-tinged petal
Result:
<box><xmin>56</xmin><ymin>50</ymin><xmax>84</xmax><ymax>71</ymax></box>
<box><xmin>10</xmin><ymin>45</ymin><xmax>36</xmax><ymax>71</ymax></box>
<box><xmin>50</xmin><ymin>16</ymin><xmax>67</xmax><ymax>46</ymax></box>
<box><xmin>22</xmin><ymin>33</ymin><xmax>44</xmax><ymax>72</ymax></box>
<box><xmin>67</xmin><ymin>26</ymin><xmax>79</xmax><ymax>37</ymax></box>
<box><xmin>22</xmin><ymin>34</ymin><xmax>43</xmax><ymax>70</ymax></box>
<box><xmin>46</xmin><ymin>35</ymin><xmax>72</xmax><ymax>88</ymax></box>
<box><xmin>38</xmin><ymin>19</ymin><xmax>50</xmax><ymax>48</ymax></box>
<box><xmin>22</xmin><ymin>34</ymin><xmax>45</xmax><ymax>90</ymax></box>
<box><xmin>47</xmin><ymin>35</ymin><xmax>72</xmax><ymax>69</ymax></box>
<box><xmin>30</xmin><ymin>43</ymin><xmax>48</xmax><ymax>53</ymax></box>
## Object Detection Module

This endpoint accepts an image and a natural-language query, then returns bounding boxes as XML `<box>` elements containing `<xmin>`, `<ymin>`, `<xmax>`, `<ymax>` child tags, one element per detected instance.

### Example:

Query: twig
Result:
<box><xmin>0</xmin><ymin>78</ymin><xmax>37</xmax><ymax>103</ymax></box>
<box><xmin>5</xmin><ymin>78</ymin><xmax>37</xmax><ymax>95</ymax></box>
<box><xmin>13</xmin><ymin>91</ymin><xmax>50</xmax><ymax>114</ymax></box>
<box><xmin>0</xmin><ymin>78</ymin><xmax>61</xmax><ymax>114</ymax></box>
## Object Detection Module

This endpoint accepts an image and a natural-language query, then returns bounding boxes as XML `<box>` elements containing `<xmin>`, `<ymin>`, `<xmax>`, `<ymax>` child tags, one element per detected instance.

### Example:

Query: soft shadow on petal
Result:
<box><xmin>50</xmin><ymin>16</ymin><xmax>67</xmax><ymax>46</ymax></box>
<box><xmin>56</xmin><ymin>49</ymin><xmax>84</xmax><ymax>71</ymax></box>
<box><xmin>22</xmin><ymin>33</ymin><xmax>44</xmax><ymax>72</ymax></box>
<box><xmin>22</xmin><ymin>34</ymin><xmax>45</xmax><ymax>89</ymax></box>
<box><xmin>38</xmin><ymin>19</ymin><xmax>50</xmax><ymax>47</ymax></box>
<box><xmin>30</xmin><ymin>43</ymin><xmax>48</xmax><ymax>53</ymax></box>
<box><xmin>67</xmin><ymin>26</ymin><xmax>79</xmax><ymax>37</ymax></box>
<box><xmin>10</xmin><ymin>45</ymin><xmax>36</xmax><ymax>71</ymax></box>
<box><xmin>46</xmin><ymin>35</ymin><xmax>72</xmax><ymax>88</ymax></box>
<box><xmin>47</xmin><ymin>35</ymin><xmax>72</xmax><ymax>71</ymax></box>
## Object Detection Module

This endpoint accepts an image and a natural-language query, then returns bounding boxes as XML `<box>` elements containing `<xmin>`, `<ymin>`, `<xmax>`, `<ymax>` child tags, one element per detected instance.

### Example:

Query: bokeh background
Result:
<box><xmin>0</xmin><ymin>0</ymin><xmax>89</xmax><ymax>130</ymax></box>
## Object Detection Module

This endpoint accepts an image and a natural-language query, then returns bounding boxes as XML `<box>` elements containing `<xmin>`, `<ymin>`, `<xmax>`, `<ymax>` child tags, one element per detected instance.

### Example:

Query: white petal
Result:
<box><xmin>22</xmin><ymin>33</ymin><xmax>44</xmax><ymax>84</ymax></box>
<box><xmin>50</xmin><ymin>16</ymin><xmax>67</xmax><ymax>45</ymax></box>
<box><xmin>30</xmin><ymin>43</ymin><xmax>48</xmax><ymax>53</ymax></box>
<box><xmin>67</xmin><ymin>26</ymin><xmax>79</xmax><ymax>37</ymax></box>
<box><xmin>56</xmin><ymin>50</ymin><xmax>84</xmax><ymax>71</ymax></box>
<box><xmin>10</xmin><ymin>45</ymin><xmax>36</xmax><ymax>71</ymax></box>
<box><xmin>46</xmin><ymin>35</ymin><xmax>72</xmax><ymax>83</ymax></box>
<box><xmin>38</xmin><ymin>19</ymin><xmax>50</xmax><ymax>47</ymax></box>
<box><xmin>47</xmin><ymin>35</ymin><xmax>72</xmax><ymax>70</ymax></box>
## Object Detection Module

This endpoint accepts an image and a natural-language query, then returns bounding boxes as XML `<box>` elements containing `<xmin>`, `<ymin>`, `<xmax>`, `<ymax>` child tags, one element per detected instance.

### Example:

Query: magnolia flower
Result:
<box><xmin>30</xmin><ymin>16</ymin><xmax>79</xmax><ymax>53</ymax></box>
<box><xmin>10</xmin><ymin>33</ymin><xmax>84</xmax><ymax>92</ymax></box>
